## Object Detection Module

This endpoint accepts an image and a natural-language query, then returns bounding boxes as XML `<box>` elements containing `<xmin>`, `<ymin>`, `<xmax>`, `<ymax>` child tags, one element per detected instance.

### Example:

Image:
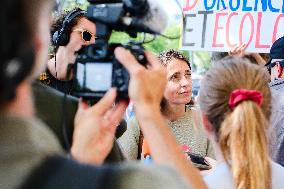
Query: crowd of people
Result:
<box><xmin>1</xmin><ymin>0</ymin><xmax>284</xmax><ymax>189</ymax></box>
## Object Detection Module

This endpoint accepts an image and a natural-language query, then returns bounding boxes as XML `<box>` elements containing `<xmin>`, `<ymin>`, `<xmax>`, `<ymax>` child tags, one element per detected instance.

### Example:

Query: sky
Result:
<box><xmin>160</xmin><ymin>0</ymin><xmax>183</xmax><ymax>23</ymax></box>
<box><xmin>162</xmin><ymin>0</ymin><xmax>182</xmax><ymax>14</ymax></box>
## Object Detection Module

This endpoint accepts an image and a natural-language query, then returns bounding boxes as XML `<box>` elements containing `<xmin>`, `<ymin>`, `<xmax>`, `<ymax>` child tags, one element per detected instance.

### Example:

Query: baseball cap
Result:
<box><xmin>265</xmin><ymin>36</ymin><xmax>284</xmax><ymax>67</ymax></box>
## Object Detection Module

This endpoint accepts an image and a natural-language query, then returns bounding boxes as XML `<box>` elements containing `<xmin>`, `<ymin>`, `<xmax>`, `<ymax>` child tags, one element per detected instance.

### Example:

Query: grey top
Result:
<box><xmin>0</xmin><ymin>115</ymin><xmax>191</xmax><ymax>189</ymax></box>
<box><xmin>118</xmin><ymin>107</ymin><xmax>215</xmax><ymax>160</ymax></box>
<box><xmin>0</xmin><ymin>116</ymin><xmax>63</xmax><ymax>189</ymax></box>
<box><xmin>269</xmin><ymin>78</ymin><xmax>284</xmax><ymax>167</ymax></box>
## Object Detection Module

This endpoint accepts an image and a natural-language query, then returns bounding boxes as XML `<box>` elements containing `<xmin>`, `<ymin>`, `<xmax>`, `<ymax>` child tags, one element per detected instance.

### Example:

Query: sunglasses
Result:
<box><xmin>73</xmin><ymin>29</ymin><xmax>98</xmax><ymax>42</ymax></box>
<box><xmin>267</xmin><ymin>60</ymin><xmax>284</xmax><ymax>70</ymax></box>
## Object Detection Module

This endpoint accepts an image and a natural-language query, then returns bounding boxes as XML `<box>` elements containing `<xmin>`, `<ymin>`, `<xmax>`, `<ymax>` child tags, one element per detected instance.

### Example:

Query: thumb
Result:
<box><xmin>77</xmin><ymin>98</ymin><xmax>89</xmax><ymax>114</ymax></box>
<box><xmin>114</xmin><ymin>47</ymin><xmax>144</xmax><ymax>75</ymax></box>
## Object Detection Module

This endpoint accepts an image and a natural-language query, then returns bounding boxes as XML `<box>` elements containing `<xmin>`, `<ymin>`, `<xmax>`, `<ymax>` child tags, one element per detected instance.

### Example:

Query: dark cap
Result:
<box><xmin>266</xmin><ymin>36</ymin><xmax>284</xmax><ymax>66</ymax></box>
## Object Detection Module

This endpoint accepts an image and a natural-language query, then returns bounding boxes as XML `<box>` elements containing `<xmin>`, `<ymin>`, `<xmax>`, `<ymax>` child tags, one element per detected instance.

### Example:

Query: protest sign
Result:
<box><xmin>181</xmin><ymin>0</ymin><xmax>284</xmax><ymax>52</ymax></box>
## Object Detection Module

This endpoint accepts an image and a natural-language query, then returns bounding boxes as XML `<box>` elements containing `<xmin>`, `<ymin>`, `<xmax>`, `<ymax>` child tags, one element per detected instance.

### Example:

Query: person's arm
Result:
<box><xmin>47</xmin><ymin>44</ymin><xmax>80</xmax><ymax>81</ymax></box>
<box><xmin>250</xmin><ymin>53</ymin><xmax>266</xmax><ymax>66</ymax></box>
<box><xmin>115</xmin><ymin>47</ymin><xmax>207</xmax><ymax>189</ymax></box>
<box><xmin>229</xmin><ymin>43</ymin><xmax>266</xmax><ymax>65</ymax></box>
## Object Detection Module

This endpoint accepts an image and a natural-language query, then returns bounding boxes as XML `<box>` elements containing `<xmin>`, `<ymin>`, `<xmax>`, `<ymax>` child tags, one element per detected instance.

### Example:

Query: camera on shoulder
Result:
<box><xmin>72</xmin><ymin>0</ymin><xmax>167</xmax><ymax>101</ymax></box>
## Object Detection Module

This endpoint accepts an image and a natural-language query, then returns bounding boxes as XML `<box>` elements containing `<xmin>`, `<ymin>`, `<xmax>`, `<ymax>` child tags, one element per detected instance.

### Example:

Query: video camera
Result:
<box><xmin>73</xmin><ymin>0</ymin><xmax>166</xmax><ymax>100</ymax></box>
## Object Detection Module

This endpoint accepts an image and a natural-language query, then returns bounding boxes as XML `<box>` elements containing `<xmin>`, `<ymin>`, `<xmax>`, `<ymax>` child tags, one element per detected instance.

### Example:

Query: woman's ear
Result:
<box><xmin>276</xmin><ymin>62</ymin><xmax>284</xmax><ymax>78</ymax></box>
<box><xmin>201</xmin><ymin>113</ymin><xmax>214</xmax><ymax>137</ymax></box>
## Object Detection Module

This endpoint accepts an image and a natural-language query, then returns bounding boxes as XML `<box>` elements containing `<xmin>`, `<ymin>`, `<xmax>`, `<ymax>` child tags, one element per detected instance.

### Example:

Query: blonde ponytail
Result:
<box><xmin>198</xmin><ymin>57</ymin><xmax>272</xmax><ymax>189</ymax></box>
<box><xmin>219</xmin><ymin>101</ymin><xmax>271</xmax><ymax>189</ymax></box>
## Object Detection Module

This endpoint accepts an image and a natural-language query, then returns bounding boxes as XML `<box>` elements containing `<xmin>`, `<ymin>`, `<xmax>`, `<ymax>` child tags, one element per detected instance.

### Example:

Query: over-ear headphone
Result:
<box><xmin>0</xmin><ymin>45</ymin><xmax>35</xmax><ymax>101</ymax></box>
<box><xmin>0</xmin><ymin>0</ymin><xmax>35</xmax><ymax>102</ymax></box>
<box><xmin>52</xmin><ymin>9</ymin><xmax>86</xmax><ymax>46</ymax></box>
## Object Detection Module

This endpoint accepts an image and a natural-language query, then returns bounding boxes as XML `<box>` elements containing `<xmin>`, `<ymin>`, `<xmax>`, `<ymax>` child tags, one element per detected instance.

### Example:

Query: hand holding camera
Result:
<box><xmin>71</xmin><ymin>46</ymin><xmax>166</xmax><ymax>165</ymax></box>
<box><xmin>73</xmin><ymin>43</ymin><xmax>147</xmax><ymax>100</ymax></box>
<box><xmin>71</xmin><ymin>88</ymin><xmax>128</xmax><ymax>165</ymax></box>
<box><xmin>114</xmin><ymin>47</ymin><xmax>166</xmax><ymax>107</ymax></box>
<box><xmin>70</xmin><ymin>0</ymin><xmax>168</xmax><ymax>165</ymax></box>
<box><xmin>71</xmin><ymin>0</ymin><xmax>168</xmax><ymax>101</ymax></box>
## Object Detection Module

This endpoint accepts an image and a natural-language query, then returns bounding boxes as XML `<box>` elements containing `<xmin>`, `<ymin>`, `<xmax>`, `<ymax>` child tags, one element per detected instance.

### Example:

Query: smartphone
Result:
<box><xmin>186</xmin><ymin>152</ymin><xmax>212</xmax><ymax>170</ymax></box>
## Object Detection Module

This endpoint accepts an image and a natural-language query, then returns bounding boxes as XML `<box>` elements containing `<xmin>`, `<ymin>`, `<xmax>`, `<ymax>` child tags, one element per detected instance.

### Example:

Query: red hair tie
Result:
<box><xmin>228</xmin><ymin>89</ymin><xmax>263</xmax><ymax>109</ymax></box>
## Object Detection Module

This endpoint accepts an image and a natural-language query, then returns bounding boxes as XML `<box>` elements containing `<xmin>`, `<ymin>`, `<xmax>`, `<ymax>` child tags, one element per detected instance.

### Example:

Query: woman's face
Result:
<box><xmin>67</xmin><ymin>17</ymin><xmax>97</xmax><ymax>63</ymax></box>
<box><xmin>56</xmin><ymin>17</ymin><xmax>97</xmax><ymax>80</ymax></box>
<box><xmin>164</xmin><ymin>58</ymin><xmax>192</xmax><ymax>105</ymax></box>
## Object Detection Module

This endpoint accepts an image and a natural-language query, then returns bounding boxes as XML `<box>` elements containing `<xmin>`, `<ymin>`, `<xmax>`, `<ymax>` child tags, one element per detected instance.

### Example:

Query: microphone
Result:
<box><xmin>123</xmin><ymin>0</ymin><xmax>149</xmax><ymax>17</ymax></box>
<box><xmin>115</xmin><ymin>118</ymin><xmax>127</xmax><ymax>138</ymax></box>
<box><xmin>122</xmin><ymin>0</ymin><xmax>168</xmax><ymax>34</ymax></box>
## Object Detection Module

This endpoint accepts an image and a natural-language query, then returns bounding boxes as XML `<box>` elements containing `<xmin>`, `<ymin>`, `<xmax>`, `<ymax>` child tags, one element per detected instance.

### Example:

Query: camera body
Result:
<box><xmin>72</xmin><ymin>0</ymin><xmax>150</xmax><ymax>100</ymax></box>
<box><xmin>73</xmin><ymin>43</ymin><xmax>147</xmax><ymax>99</ymax></box>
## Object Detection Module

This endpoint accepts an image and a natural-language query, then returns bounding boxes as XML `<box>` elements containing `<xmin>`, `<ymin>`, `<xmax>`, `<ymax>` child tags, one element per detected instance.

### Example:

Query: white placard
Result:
<box><xmin>181</xmin><ymin>0</ymin><xmax>284</xmax><ymax>52</ymax></box>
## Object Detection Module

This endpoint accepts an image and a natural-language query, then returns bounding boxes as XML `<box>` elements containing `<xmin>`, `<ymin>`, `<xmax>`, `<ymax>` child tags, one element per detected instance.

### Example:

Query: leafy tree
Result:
<box><xmin>58</xmin><ymin>0</ymin><xmax>88</xmax><ymax>11</ymax></box>
<box><xmin>193</xmin><ymin>52</ymin><xmax>211</xmax><ymax>72</ymax></box>
<box><xmin>109</xmin><ymin>24</ymin><xmax>182</xmax><ymax>55</ymax></box>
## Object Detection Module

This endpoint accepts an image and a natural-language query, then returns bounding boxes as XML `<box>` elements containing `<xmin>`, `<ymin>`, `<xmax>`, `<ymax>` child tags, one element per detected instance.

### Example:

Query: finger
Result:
<box><xmin>103</xmin><ymin>108</ymin><xmax>114</xmax><ymax>123</ymax></box>
<box><xmin>90</xmin><ymin>88</ymin><xmax>117</xmax><ymax>116</ymax></box>
<box><xmin>243</xmin><ymin>44</ymin><xmax>249</xmax><ymax>52</ymax></box>
<box><xmin>145</xmin><ymin>51</ymin><xmax>162</xmax><ymax>70</ymax></box>
<box><xmin>240</xmin><ymin>43</ymin><xmax>247</xmax><ymax>51</ymax></box>
<box><xmin>230</xmin><ymin>46</ymin><xmax>238</xmax><ymax>54</ymax></box>
<box><xmin>101</xmin><ymin>101</ymin><xmax>128</xmax><ymax>138</ymax></box>
<box><xmin>230</xmin><ymin>44</ymin><xmax>238</xmax><ymax>52</ymax></box>
<box><xmin>77</xmin><ymin>98</ymin><xmax>89</xmax><ymax>114</ymax></box>
<box><xmin>79</xmin><ymin>98</ymin><xmax>89</xmax><ymax>109</ymax></box>
<box><xmin>106</xmin><ymin>101</ymin><xmax>128</xmax><ymax>128</ymax></box>
<box><xmin>235</xmin><ymin>46</ymin><xmax>243</xmax><ymax>54</ymax></box>
<box><xmin>103</xmin><ymin>104</ymin><xmax>119</xmax><ymax>125</ymax></box>
<box><xmin>114</xmin><ymin>47</ymin><xmax>144</xmax><ymax>74</ymax></box>
<box><xmin>239</xmin><ymin>44</ymin><xmax>248</xmax><ymax>57</ymax></box>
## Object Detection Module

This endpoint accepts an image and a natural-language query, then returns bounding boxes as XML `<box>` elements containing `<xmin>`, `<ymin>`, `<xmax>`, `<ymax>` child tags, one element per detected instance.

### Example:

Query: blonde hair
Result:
<box><xmin>199</xmin><ymin>56</ymin><xmax>272</xmax><ymax>189</ymax></box>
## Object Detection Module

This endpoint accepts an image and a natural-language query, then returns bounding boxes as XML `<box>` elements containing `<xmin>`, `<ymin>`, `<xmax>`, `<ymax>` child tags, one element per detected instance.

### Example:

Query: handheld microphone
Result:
<box><xmin>123</xmin><ymin>0</ymin><xmax>149</xmax><ymax>17</ymax></box>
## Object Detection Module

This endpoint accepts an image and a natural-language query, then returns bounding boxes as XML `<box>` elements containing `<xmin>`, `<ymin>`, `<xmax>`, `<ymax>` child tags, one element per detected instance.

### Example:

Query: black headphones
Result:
<box><xmin>0</xmin><ymin>0</ymin><xmax>35</xmax><ymax>102</ymax></box>
<box><xmin>52</xmin><ymin>9</ymin><xmax>86</xmax><ymax>46</ymax></box>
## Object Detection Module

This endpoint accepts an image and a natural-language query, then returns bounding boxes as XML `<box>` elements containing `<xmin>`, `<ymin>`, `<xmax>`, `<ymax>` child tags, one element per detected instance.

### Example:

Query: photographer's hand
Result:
<box><xmin>115</xmin><ymin>47</ymin><xmax>207</xmax><ymax>189</ymax></box>
<box><xmin>71</xmin><ymin>88</ymin><xmax>128</xmax><ymax>165</ymax></box>
<box><xmin>115</xmin><ymin>47</ymin><xmax>166</xmax><ymax>107</ymax></box>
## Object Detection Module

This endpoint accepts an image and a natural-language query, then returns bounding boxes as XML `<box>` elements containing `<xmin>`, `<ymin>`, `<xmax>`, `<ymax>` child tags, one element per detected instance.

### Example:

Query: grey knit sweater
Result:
<box><xmin>118</xmin><ymin>107</ymin><xmax>215</xmax><ymax>160</ymax></box>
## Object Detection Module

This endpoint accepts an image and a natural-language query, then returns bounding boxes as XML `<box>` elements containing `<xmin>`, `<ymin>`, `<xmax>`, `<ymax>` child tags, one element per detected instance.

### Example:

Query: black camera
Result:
<box><xmin>73</xmin><ymin>42</ymin><xmax>147</xmax><ymax>99</ymax></box>
<box><xmin>72</xmin><ymin>0</ymin><xmax>165</xmax><ymax>100</ymax></box>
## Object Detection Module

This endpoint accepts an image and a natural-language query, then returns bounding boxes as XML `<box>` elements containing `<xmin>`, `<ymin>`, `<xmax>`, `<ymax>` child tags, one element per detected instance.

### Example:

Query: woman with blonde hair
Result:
<box><xmin>198</xmin><ymin>56</ymin><xmax>284</xmax><ymax>189</ymax></box>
